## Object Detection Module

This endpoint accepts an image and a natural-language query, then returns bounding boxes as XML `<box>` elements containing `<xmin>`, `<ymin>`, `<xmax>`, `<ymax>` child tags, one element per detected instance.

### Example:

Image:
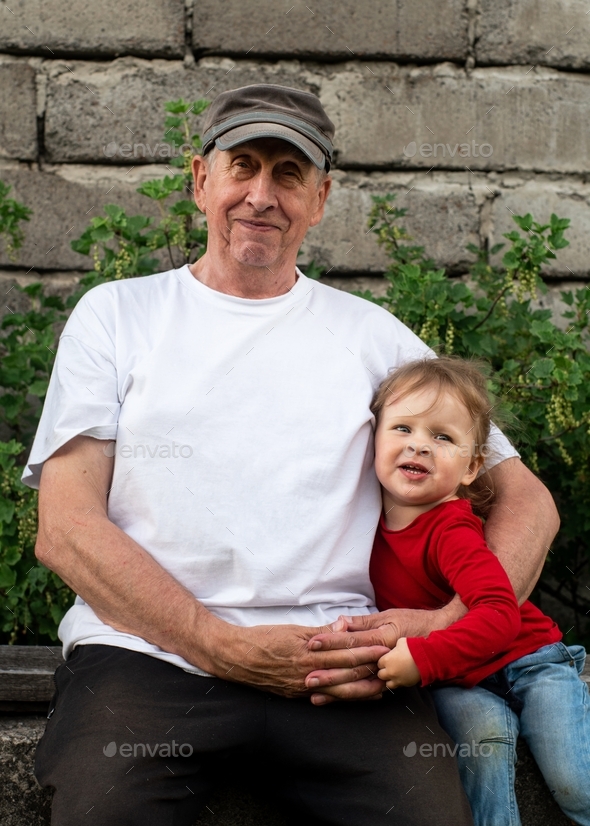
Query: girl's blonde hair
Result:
<box><xmin>372</xmin><ymin>356</ymin><xmax>500</xmax><ymax>512</ymax></box>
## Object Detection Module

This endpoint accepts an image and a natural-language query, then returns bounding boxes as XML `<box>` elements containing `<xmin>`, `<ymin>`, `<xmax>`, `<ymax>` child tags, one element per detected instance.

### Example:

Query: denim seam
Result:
<box><xmin>501</xmin><ymin>699</ymin><xmax>520</xmax><ymax>826</ymax></box>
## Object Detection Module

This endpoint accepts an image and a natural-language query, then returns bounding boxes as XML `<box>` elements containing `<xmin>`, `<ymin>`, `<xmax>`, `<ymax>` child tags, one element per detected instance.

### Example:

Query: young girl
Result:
<box><xmin>370</xmin><ymin>356</ymin><xmax>590</xmax><ymax>826</ymax></box>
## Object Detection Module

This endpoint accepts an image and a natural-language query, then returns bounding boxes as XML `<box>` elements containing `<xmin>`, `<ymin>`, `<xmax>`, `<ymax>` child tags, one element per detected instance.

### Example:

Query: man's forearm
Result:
<box><xmin>482</xmin><ymin>458</ymin><xmax>559</xmax><ymax>603</ymax></box>
<box><xmin>36</xmin><ymin>506</ymin><xmax>225</xmax><ymax>674</ymax></box>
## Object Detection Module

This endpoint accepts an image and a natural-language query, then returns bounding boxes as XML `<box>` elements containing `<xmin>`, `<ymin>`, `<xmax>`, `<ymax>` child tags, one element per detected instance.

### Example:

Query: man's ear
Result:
<box><xmin>191</xmin><ymin>154</ymin><xmax>208</xmax><ymax>214</ymax></box>
<box><xmin>309</xmin><ymin>175</ymin><xmax>332</xmax><ymax>228</ymax></box>
<box><xmin>461</xmin><ymin>457</ymin><xmax>484</xmax><ymax>487</ymax></box>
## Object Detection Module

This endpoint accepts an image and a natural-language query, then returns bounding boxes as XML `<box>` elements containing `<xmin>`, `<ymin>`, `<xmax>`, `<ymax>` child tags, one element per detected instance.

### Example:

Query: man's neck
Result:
<box><xmin>189</xmin><ymin>252</ymin><xmax>299</xmax><ymax>299</ymax></box>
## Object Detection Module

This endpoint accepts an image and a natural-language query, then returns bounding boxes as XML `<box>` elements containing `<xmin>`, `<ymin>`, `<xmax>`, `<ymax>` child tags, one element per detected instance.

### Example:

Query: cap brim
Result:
<box><xmin>215</xmin><ymin>122</ymin><xmax>327</xmax><ymax>169</ymax></box>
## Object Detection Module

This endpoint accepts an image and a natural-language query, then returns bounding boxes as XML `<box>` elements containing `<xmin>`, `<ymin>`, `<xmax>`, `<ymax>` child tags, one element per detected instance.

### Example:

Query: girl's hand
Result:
<box><xmin>377</xmin><ymin>637</ymin><xmax>421</xmax><ymax>689</ymax></box>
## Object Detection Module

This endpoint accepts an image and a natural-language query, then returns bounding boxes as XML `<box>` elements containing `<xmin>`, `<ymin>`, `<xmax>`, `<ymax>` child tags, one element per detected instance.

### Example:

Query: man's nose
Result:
<box><xmin>246</xmin><ymin>170</ymin><xmax>278</xmax><ymax>212</ymax></box>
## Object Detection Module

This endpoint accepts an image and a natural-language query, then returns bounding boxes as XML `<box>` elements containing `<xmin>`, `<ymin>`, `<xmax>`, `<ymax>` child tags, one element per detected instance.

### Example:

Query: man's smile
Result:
<box><xmin>234</xmin><ymin>218</ymin><xmax>282</xmax><ymax>232</ymax></box>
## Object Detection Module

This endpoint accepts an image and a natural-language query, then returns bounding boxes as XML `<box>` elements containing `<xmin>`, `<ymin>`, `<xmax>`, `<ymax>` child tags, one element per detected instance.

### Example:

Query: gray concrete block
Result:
<box><xmin>0</xmin><ymin>59</ymin><xmax>37</xmax><ymax>160</ymax></box>
<box><xmin>0</xmin><ymin>717</ymin><xmax>51</xmax><ymax>826</ymax></box>
<box><xmin>307</xmin><ymin>170</ymin><xmax>590</xmax><ymax>279</ymax></box>
<box><xmin>479</xmin><ymin>174</ymin><xmax>590</xmax><ymax>278</ymax></box>
<box><xmin>0</xmin><ymin>161</ymin><xmax>175</xmax><ymax>270</ymax></box>
<box><xmin>301</xmin><ymin>170</ymin><xmax>480</xmax><ymax>274</ymax></box>
<box><xmin>322</xmin><ymin>62</ymin><xmax>590</xmax><ymax>173</ymax></box>
<box><xmin>44</xmin><ymin>58</ymin><xmax>590</xmax><ymax>176</ymax></box>
<box><xmin>476</xmin><ymin>0</ymin><xmax>590</xmax><ymax>70</ymax></box>
<box><xmin>192</xmin><ymin>0</ymin><xmax>468</xmax><ymax>61</ymax></box>
<box><xmin>43</xmin><ymin>57</ymin><xmax>320</xmax><ymax>164</ymax></box>
<box><xmin>0</xmin><ymin>0</ymin><xmax>184</xmax><ymax>58</ymax></box>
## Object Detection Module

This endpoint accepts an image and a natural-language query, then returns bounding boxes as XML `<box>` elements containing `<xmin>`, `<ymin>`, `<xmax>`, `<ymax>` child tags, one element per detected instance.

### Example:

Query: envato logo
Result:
<box><xmin>403</xmin><ymin>140</ymin><xmax>493</xmax><ymax>159</ymax></box>
<box><xmin>403</xmin><ymin>740</ymin><xmax>493</xmax><ymax>758</ymax></box>
<box><xmin>103</xmin><ymin>141</ymin><xmax>195</xmax><ymax>160</ymax></box>
<box><xmin>401</xmin><ymin>443</ymin><xmax>492</xmax><ymax>459</ymax></box>
<box><xmin>102</xmin><ymin>442</ymin><xmax>194</xmax><ymax>459</ymax></box>
<box><xmin>103</xmin><ymin>740</ymin><xmax>194</xmax><ymax>758</ymax></box>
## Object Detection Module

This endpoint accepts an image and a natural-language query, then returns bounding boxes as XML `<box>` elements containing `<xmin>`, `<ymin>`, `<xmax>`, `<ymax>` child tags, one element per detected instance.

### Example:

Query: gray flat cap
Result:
<box><xmin>201</xmin><ymin>84</ymin><xmax>335</xmax><ymax>171</ymax></box>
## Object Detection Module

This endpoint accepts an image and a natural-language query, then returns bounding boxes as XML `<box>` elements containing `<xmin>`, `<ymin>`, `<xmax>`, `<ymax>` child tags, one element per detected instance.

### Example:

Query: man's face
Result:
<box><xmin>192</xmin><ymin>138</ymin><xmax>331</xmax><ymax>272</ymax></box>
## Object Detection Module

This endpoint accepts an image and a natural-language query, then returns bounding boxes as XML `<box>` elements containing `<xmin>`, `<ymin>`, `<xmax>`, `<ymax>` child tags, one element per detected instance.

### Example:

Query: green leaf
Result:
<box><xmin>550</xmin><ymin>213</ymin><xmax>570</xmax><ymax>231</ymax></box>
<box><xmin>0</xmin><ymin>497</ymin><xmax>15</xmax><ymax>524</ymax></box>
<box><xmin>28</xmin><ymin>379</ymin><xmax>49</xmax><ymax>397</ymax></box>
<box><xmin>103</xmin><ymin>204</ymin><xmax>125</xmax><ymax>221</ymax></box>
<box><xmin>513</xmin><ymin>213</ymin><xmax>533</xmax><ymax>231</ymax></box>
<box><xmin>169</xmin><ymin>200</ymin><xmax>197</xmax><ymax>217</ymax></box>
<box><xmin>530</xmin><ymin>358</ymin><xmax>555</xmax><ymax>379</ymax></box>
<box><xmin>502</xmin><ymin>250</ymin><xmax>519</xmax><ymax>268</ymax></box>
<box><xmin>164</xmin><ymin>116</ymin><xmax>183</xmax><ymax>129</ymax></box>
<box><xmin>0</xmin><ymin>563</ymin><xmax>16</xmax><ymax>589</ymax></box>
<box><xmin>165</xmin><ymin>99</ymin><xmax>190</xmax><ymax>114</ymax></box>
<box><xmin>90</xmin><ymin>225</ymin><xmax>115</xmax><ymax>242</ymax></box>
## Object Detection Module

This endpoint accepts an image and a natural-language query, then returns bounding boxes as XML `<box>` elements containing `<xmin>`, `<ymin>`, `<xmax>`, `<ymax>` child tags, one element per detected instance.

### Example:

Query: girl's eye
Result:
<box><xmin>394</xmin><ymin>425</ymin><xmax>411</xmax><ymax>433</ymax></box>
<box><xmin>435</xmin><ymin>434</ymin><xmax>452</xmax><ymax>442</ymax></box>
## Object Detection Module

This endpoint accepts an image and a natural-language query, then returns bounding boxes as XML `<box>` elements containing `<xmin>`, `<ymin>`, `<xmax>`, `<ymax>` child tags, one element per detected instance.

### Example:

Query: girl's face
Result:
<box><xmin>374</xmin><ymin>385</ymin><xmax>482</xmax><ymax>520</ymax></box>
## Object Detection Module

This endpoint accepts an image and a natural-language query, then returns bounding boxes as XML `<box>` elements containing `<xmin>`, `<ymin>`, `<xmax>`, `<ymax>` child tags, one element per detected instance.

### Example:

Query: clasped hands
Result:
<box><xmin>305</xmin><ymin>613</ymin><xmax>421</xmax><ymax>704</ymax></box>
<box><xmin>208</xmin><ymin>606</ymin><xmax>442</xmax><ymax>704</ymax></box>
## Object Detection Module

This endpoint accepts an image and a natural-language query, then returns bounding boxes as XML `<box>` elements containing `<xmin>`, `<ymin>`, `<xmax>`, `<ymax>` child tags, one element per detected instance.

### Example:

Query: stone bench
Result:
<box><xmin>1</xmin><ymin>645</ymin><xmax>588</xmax><ymax>825</ymax></box>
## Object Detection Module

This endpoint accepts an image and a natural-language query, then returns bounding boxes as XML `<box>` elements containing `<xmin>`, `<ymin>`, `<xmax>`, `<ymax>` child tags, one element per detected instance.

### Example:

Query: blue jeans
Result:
<box><xmin>431</xmin><ymin>642</ymin><xmax>590</xmax><ymax>826</ymax></box>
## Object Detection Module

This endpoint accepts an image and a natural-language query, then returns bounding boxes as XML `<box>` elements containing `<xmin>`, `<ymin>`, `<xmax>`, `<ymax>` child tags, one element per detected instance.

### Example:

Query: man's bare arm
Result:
<box><xmin>37</xmin><ymin>436</ymin><xmax>388</xmax><ymax>698</ymax></box>
<box><xmin>478</xmin><ymin>457</ymin><xmax>557</xmax><ymax>602</ymax></box>
<box><xmin>306</xmin><ymin>457</ymin><xmax>559</xmax><ymax>700</ymax></box>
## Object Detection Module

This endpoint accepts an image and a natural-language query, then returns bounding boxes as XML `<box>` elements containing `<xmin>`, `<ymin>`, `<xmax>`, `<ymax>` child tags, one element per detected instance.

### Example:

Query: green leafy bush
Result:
<box><xmin>0</xmin><ymin>181</ymin><xmax>32</xmax><ymax>260</ymax></box>
<box><xmin>0</xmin><ymin>441</ymin><xmax>72</xmax><ymax>643</ymax></box>
<box><xmin>362</xmin><ymin>196</ymin><xmax>590</xmax><ymax>644</ymax></box>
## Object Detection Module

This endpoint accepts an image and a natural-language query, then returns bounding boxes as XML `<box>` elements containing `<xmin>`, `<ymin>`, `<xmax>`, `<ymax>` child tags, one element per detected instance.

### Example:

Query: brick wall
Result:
<box><xmin>1</xmin><ymin>0</ymin><xmax>589</xmax><ymax>309</ymax></box>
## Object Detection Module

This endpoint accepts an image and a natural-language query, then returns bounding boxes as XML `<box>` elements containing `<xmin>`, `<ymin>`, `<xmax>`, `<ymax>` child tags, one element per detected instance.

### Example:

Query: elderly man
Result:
<box><xmin>24</xmin><ymin>84</ymin><xmax>557</xmax><ymax>826</ymax></box>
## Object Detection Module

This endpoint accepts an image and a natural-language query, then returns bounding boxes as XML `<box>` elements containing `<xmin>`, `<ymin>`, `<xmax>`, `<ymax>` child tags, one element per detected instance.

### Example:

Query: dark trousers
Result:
<box><xmin>35</xmin><ymin>644</ymin><xmax>473</xmax><ymax>825</ymax></box>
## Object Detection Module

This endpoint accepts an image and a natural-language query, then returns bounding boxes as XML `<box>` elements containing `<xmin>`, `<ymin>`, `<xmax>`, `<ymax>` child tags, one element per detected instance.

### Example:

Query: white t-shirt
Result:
<box><xmin>23</xmin><ymin>266</ymin><xmax>518</xmax><ymax>674</ymax></box>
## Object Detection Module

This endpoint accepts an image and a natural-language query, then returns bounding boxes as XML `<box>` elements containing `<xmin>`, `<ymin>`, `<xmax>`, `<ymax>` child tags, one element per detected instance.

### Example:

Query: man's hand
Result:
<box><xmin>304</xmin><ymin>604</ymin><xmax>465</xmax><ymax>703</ymax></box>
<box><xmin>308</xmin><ymin>603</ymin><xmax>465</xmax><ymax>655</ymax></box>
<box><xmin>377</xmin><ymin>638</ymin><xmax>421</xmax><ymax>689</ymax></box>
<box><xmin>202</xmin><ymin>614</ymin><xmax>390</xmax><ymax>699</ymax></box>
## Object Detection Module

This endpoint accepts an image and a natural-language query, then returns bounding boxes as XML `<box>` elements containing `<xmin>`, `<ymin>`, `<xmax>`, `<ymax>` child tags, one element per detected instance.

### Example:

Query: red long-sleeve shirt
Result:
<box><xmin>370</xmin><ymin>499</ymin><xmax>562</xmax><ymax>688</ymax></box>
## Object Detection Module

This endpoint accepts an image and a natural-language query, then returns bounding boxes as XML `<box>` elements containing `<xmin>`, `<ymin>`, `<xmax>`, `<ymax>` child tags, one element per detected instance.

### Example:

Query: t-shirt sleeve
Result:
<box><xmin>21</xmin><ymin>287</ymin><xmax>120</xmax><ymax>490</ymax></box>
<box><xmin>482</xmin><ymin>422</ymin><xmax>519</xmax><ymax>472</ymax></box>
<box><xmin>406</xmin><ymin>519</ymin><xmax>522</xmax><ymax>686</ymax></box>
